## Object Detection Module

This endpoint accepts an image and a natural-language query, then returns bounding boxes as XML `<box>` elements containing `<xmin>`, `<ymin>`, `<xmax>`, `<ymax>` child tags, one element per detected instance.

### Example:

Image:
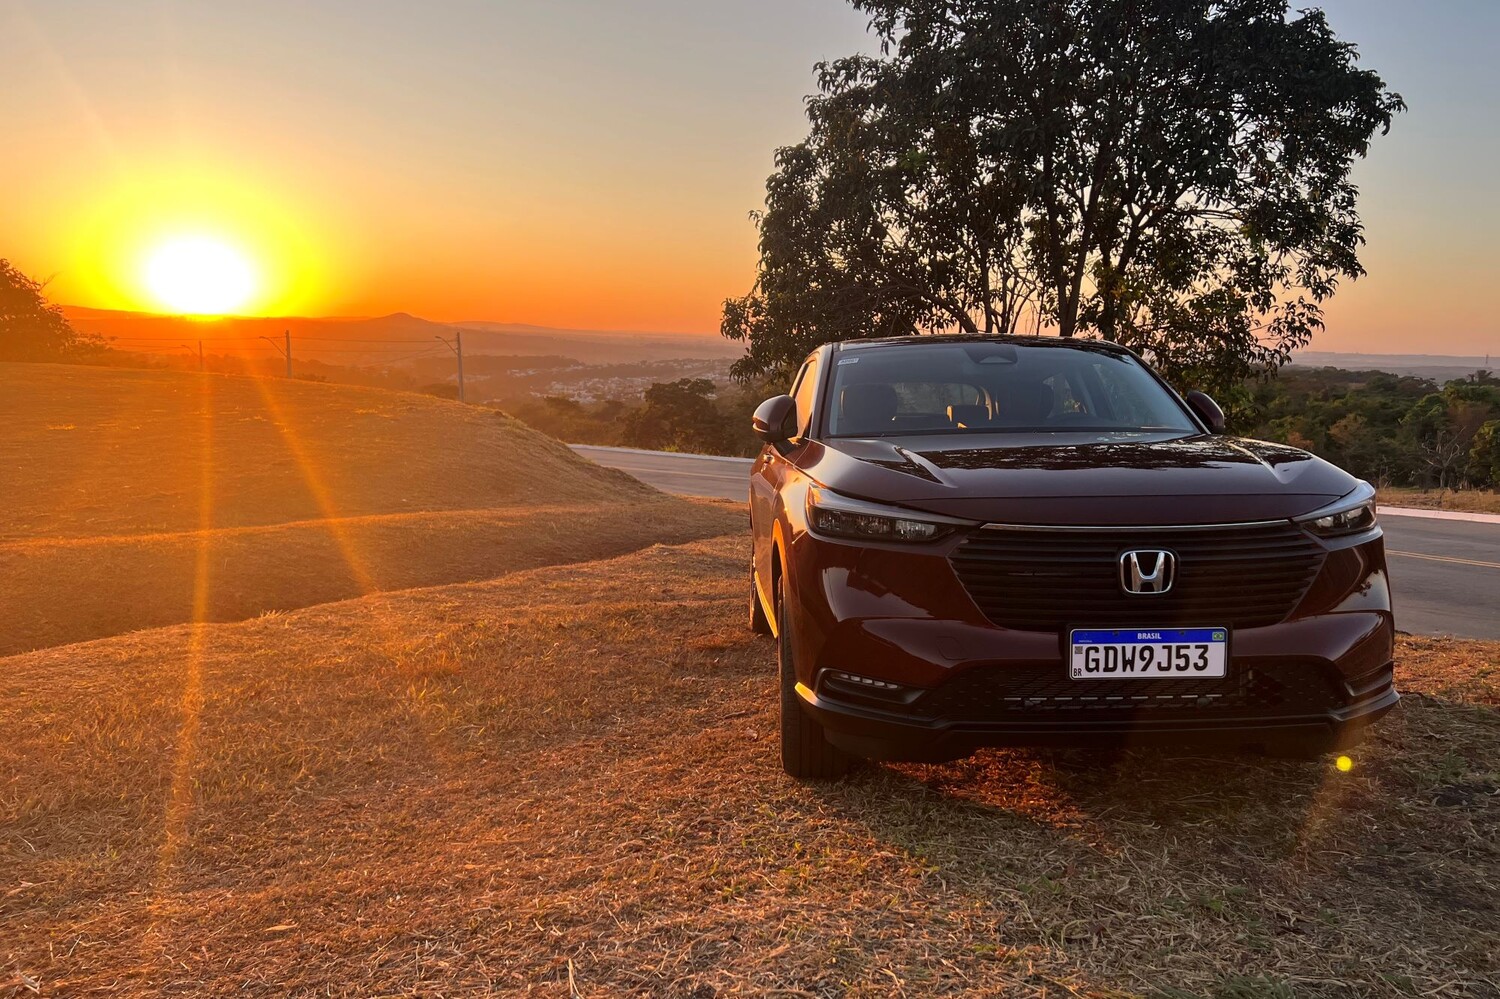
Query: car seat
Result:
<box><xmin>946</xmin><ymin>404</ymin><xmax>991</xmax><ymax>429</ymax></box>
<box><xmin>838</xmin><ymin>383</ymin><xmax>899</xmax><ymax>433</ymax></box>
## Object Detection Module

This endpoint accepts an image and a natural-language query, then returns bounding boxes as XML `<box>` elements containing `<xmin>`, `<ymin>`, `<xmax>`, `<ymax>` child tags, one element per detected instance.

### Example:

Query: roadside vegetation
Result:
<box><xmin>1244</xmin><ymin>367</ymin><xmax>1500</xmax><ymax>494</ymax></box>
<box><xmin>1378</xmin><ymin>487</ymin><xmax>1500</xmax><ymax>515</ymax></box>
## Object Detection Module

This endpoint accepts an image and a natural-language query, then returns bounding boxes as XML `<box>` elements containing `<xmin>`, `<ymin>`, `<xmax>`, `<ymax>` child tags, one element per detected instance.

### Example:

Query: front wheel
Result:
<box><xmin>777</xmin><ymin>578</ymin><xmax>851</xmax><ymax>780</ymax></box>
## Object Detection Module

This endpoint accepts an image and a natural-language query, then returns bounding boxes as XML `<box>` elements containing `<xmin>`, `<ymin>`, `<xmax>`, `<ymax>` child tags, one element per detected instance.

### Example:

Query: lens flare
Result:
<box><xmin>144</xmin><ymin>236</ymin><xmax>257</xmax><ymax>315</ymax></box>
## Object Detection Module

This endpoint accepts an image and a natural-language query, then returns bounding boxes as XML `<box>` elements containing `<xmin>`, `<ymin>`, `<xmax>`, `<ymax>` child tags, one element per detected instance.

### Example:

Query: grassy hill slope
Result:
<box><xmin>0</xmin><ymin>363</ymin><xmax>658</xmax><ymax>539</ymax></box>
<box><xmin>0</xmin><ymin>363</ymin><xmax>740</xmax><ymax>652</ymax></box>
<box><xmin>2</xmin><ymin>535</ymin><xmax>1495</xmax><ymax>996</ymax></box>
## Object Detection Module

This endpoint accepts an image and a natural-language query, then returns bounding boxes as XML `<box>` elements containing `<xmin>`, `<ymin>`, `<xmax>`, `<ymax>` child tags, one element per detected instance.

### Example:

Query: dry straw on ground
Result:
<box><xmin>2</xmin><ymin>536</ymin><xmax>1495</xmax><ymax>997</ymax></box>
<box><xmin>0</xmin><ymin>363</ymin><xmax>739</xmax><ymax>655</ymax></box>
<box><xmin>1377</xmin><ymin>487</ymin><xmax>1500</xmax><ymax>516</ymax></box>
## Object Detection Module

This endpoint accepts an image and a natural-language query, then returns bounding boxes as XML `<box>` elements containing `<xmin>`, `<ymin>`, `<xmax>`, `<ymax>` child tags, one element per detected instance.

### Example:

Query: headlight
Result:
<box><xmin>1296</xmin><ymin>481</ymin><xmax>1378</xmax><ymax>537</ymax></box>
<box><xmin>806</xmin><ymin>487</ymin><xmax>971</xmax><ymax>543</ymax></box>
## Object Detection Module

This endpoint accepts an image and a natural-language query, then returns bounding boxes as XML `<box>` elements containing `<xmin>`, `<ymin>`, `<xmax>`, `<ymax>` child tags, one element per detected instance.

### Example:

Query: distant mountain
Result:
<box><xmin>1291</xmin><ymin>350</ymin><xmax>1495</xmax><ymax>383</ymax></box>
<box><xmin>62</xmin><ymin>307</ymin><xmax>739</xmax><ymax>365</ymax></box>
<box><xmin>451</xmin><ymin>320</ymin><xmax>740</xmax><ymax>363</ymax></box>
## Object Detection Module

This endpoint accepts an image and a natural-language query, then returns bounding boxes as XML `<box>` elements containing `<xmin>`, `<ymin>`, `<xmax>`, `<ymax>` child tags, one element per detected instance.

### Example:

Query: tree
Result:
<box><xmin>0</xmin><ymin>259</ymin><xmax>99</xmax><ymax>362</ymax></box>
<box><xmin>1468</xmin><ymin>421</ymin><xmax>1500</xmax><ymax>488</ymax></box>
<box><xmin>723</xmin><ymin>0</ymin><xmax>1403</xmax><ymax>394</ymax></box>
<box><xmin>1400</xmin><ymin>389</ymin><xmax>1492</xmax><ymax>490</ymax></box>
<box><xmin>622</xmin><ymin>379</ymin><xmax>734</xmax><ymax>455</ymax></box>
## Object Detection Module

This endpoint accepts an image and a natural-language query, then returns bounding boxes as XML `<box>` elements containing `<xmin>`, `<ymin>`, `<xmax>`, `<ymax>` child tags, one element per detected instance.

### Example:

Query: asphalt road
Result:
<box><xmin>572</xmin><ymin>445</ymin><xmax>1500</xmax><ymax>640</ymax></box>
<box><xmin>1379</xmin><ymin>516</ymin><xmax>1500</xmax><ymax>640</ymax></box>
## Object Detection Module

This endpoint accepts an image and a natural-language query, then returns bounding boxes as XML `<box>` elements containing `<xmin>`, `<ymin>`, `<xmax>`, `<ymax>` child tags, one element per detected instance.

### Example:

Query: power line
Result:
<box><xmin>260</xmin><ymin>332</ymin><xmax>292</xmax><ymax>378</ymax></box>
<box><xmin>102</xmin><ymin>332</ymin><xmax>460</xmax><ymax>379</ymax></box>
<box><xmin>105</xmin><ymin>336</ymin><xmax>270</xmax><ymax>344</ymax></box>
<box><xmin>103</xmin><ymin>338</ymin><xmax>450</xmax><ymax>356</ymax></box>
<box><xmin>281</xmin><ymin>336</ymin><xmax>435</xmax><ymax>344</ymax></box>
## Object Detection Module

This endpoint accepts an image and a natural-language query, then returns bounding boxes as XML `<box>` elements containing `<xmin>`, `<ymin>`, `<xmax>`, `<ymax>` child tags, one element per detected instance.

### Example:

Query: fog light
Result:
<box><xmin>1336</xmin><ymin>755</ymin><xmax>1353</xmax><ymax>773</ymax></box>
<box><xmin>828</xmin><ymin>670</ymin><xmax>903</xmax><ymax>691</ymax></box>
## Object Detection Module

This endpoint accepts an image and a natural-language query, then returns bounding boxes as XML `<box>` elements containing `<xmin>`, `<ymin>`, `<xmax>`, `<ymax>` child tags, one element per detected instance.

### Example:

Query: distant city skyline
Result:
<box><xmin>2</xmin><ymin>0</ymin><xmax>1496</xmax><ymax>354</ymax></box>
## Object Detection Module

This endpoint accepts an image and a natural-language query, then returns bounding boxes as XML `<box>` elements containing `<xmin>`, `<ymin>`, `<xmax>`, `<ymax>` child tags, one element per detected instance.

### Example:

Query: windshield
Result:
<box><xmin>825</xmin><ymin>341</ymin><xmax>1199</xmax><ymax>438</ymax></box>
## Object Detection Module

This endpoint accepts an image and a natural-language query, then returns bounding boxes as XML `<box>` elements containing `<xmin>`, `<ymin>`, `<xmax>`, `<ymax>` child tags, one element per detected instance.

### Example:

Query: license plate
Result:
<box><xmin>1069</xmin><ymin>628</ymin><xmax>1228</xmax><ymax>679</ymax></box>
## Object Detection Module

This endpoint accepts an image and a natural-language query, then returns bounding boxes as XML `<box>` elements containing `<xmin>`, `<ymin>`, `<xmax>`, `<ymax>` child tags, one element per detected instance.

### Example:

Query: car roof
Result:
<box><xmin>829</xmin><ymin>334</ymin><xmax>1135</xmax><ymax>357</ymax></box>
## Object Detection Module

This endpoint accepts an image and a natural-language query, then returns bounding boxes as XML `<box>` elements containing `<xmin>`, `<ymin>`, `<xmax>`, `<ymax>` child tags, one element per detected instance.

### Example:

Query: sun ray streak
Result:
<box><xmin>242</xmin><ymin>375</ymin><xmax>384</xmax><ymax>597</ymax></box>
<box><xmin>147</xmin><ymin>369</ymin><xmax>214</xmax><ymax>955</ymax></box>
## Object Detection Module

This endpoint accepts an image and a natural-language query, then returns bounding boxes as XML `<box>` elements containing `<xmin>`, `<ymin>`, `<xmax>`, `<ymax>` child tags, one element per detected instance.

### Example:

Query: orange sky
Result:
<box><xmin>1</xmin><ymin>0</ymin><xmax>1496</xmax><ymax>354</ymax></box>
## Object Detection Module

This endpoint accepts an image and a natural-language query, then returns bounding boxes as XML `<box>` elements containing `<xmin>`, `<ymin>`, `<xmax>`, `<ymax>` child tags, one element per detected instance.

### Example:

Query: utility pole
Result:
<box><xmin>435</xmin><ymin>331</ymin><xmax>466</xmax><ymax>402</ymax></box>
<box><xmin>455</xmin><ymin>330</ymin><xmax>464</xmax><ymax>403</ymax></box>
<box><xmin>259</xmin><ymin>333</ymin><xmax>293</xmax><ymax>377</ymax></box>
<box><xmin>198</xmin><ymin>340</ymin><xmax>204</xmax><ymax>372</ymax></box>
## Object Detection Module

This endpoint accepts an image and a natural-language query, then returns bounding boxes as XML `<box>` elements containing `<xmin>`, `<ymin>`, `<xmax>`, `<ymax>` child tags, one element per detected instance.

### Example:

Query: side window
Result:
<box><xmin>792</xmin><ymin>358</ymin><xmax>820</xmax><ymax>438</ymax></box>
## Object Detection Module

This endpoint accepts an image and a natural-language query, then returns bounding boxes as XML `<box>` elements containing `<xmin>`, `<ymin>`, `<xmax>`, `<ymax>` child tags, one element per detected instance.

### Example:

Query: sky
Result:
<box><xmin>1</xmin><ymin>0</ymin><xmax>1496</xmax><ymax>355</ymax></box>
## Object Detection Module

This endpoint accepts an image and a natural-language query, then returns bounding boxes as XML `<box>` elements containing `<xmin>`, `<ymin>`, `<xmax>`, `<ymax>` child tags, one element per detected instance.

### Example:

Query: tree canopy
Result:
<box><xmin>0</xmin><ymin>259</ymin><xmax>98</xmax><ymax>362</ymax></box>
<box><xmin>622</xmin><ymin>378</ymin><xmax>739</xmax><ymax>455</ymax></box>
<box><xmin>722</xmin><ymin>0</ymin><xmax>1403</xmax><ymax>394</ymax></box>
<box><xmin>1246</xmin><ymin>368</ymin><xmax>1500</xmax><ymax>490</ymax></box>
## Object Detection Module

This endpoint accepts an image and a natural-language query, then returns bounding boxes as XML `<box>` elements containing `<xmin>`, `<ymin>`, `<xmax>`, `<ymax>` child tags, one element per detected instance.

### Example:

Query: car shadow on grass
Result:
<box><xmin>802</xmin><ymin>698</ymin><xmax>1498</xmax><ymax>996</ymax></box>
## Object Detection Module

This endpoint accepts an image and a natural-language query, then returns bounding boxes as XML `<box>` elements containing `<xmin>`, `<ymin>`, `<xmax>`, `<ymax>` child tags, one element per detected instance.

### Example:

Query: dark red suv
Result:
<box><xmin>748</xmin><ymin>336</ymin><xmax>1397</xmax><ymax>778</ymax></box>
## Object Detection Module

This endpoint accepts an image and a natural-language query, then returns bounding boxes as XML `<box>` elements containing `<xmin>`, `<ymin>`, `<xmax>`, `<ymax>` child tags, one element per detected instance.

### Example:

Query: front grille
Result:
<box><xmin>949</xmin><ymin>522</ymin><xmax>1325</xmax><ymax>632</ymax></box>
<box><xmin>915</xmin><ymin>660</ymin><xmax>1344</xmax><ymax>722</ymax></box>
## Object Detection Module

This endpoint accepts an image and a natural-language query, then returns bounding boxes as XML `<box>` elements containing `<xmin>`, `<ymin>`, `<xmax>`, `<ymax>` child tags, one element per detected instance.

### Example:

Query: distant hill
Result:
<box><xmin>1291</xmin><ymin>350</ymin><xmax>1495</xmax><ymax>383</ymax></box>
<box><xmin>61</xmin><ymin>306</ymin><xmax>740</xmax><ymax>365</ymax></box>
<box><xmin>451</xmin><ymin>320</ymin><xmax>741</xmax><ymax>363</ymax></box>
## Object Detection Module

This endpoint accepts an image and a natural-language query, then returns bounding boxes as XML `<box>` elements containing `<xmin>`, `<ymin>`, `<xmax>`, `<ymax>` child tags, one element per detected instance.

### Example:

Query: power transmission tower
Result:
<box><xmin>435</xmin><ymin>331</ymin><xmax>466</xmax><ymax>402</ymax></box>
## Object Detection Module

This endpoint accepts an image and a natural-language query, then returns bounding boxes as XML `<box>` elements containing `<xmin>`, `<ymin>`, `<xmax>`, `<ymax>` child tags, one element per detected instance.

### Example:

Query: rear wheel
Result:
<box><xmin>777</xmin><ymin>578</ymin><xmax>851</xmax><ymax>780</ymax></box>
<box><xmin>749</xmin><ymin>566</ymin><xmax>771</xmax><ymax>635</ymax></box>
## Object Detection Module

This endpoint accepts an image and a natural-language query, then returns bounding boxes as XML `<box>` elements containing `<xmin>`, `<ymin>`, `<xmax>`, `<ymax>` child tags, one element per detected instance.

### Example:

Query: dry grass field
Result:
<box><xmin>1379</xmin><ymin>487</ymin><xmax>1500</xmax><ymax>516</ymax></box>
<box><xmin>0</xmin><ymin>363</ymin><xmax>657</xmax><ymax>540</ymax></box>
<box><xmin>1</xmin><ymin>536</ymin><xmax>1496</xmax><ymax>997</ymax></box>
<box><xmin>2</xmin><ymin>363</ymin><xmax>1496</xmax><ymax>997</ymax></box>
<box><xmin>0</xmin><ymin>364</ymin><xmax>738</xmax><ymax>654</ymax></box>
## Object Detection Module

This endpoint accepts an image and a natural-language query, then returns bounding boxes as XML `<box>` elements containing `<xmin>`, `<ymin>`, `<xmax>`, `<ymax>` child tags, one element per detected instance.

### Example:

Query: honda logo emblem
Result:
<box><xmin>1120</xmin><ymin>549</ymin><xmax>1176</xmax><ymax>595</ymax></box>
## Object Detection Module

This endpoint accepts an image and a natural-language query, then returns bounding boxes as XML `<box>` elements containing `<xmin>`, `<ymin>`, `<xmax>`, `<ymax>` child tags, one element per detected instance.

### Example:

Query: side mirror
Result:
<box><xmin>751</xmin><ymin>394</ymin><xmax>797</xmax><ymax>444</ymax></box>
<box><xmin>1185</xmin><ymin>390</ymin><xmax>1226</xmax><ymax>434</ymax></box>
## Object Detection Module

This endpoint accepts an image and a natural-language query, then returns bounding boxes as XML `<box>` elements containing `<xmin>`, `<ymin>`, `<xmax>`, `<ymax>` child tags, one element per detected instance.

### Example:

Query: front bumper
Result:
<box><xmin>801</xmin><ymin>661</ymin><xmax>1399</xmax><ymax>761</ymax></box>
<box><xmin>784</xmin><ymin>520</ymin><xmax>1398</xmax><ymax>761</ymax></box>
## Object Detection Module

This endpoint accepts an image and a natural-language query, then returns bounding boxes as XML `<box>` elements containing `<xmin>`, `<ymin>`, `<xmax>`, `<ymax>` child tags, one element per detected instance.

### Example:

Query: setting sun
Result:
<box><xmin>143</xmin><ymin>236</ymin><xmax>258</xmax><ymax>316</ymax></box>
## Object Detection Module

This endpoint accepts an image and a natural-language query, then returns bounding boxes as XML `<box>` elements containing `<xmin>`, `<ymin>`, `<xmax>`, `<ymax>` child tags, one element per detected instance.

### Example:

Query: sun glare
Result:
<box><xmin>144</xmin><ymin>236</ymin><xmax>258</xmax><ymax>316</ymax></box>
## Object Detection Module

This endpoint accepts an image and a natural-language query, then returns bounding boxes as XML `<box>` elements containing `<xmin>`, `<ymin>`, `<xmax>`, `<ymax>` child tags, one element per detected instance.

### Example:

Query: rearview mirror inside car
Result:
<box><xmin>752</xmin><ymin>394</ymin><xmax>797</xmax><ymax>444</ymax></box>
<box><xmin>1185</xmin><ymin>390</ymin><xmax>1226</xmax><ymax>434</ymax></box>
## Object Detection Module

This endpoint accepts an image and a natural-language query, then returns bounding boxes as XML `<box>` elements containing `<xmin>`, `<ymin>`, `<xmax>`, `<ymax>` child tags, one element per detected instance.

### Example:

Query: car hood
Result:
<box><xmin>802</xmin><ymin>431</ymin><xmax>1358</xmax><ymax>526</ymax></box>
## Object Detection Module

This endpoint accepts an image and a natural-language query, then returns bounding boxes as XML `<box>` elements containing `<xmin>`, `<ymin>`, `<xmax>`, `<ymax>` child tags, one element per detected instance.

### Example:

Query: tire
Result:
<box><xmin>750</xmin><ymin>566</ymin><xmax>772</xmax><ymax>635</ymax></box>
<box><xmin>777</xmin><ymin>578</ymin><xmax>851</xmax><ymax>780</ymax></box>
